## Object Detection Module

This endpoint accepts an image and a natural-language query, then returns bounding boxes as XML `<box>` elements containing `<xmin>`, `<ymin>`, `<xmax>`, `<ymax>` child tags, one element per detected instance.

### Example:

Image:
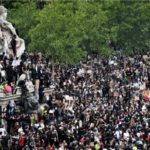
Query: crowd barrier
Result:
<box><xmin>0</xmin><ymin>88</ymin><xmax>54</xmax><ymax>107</ymax></box>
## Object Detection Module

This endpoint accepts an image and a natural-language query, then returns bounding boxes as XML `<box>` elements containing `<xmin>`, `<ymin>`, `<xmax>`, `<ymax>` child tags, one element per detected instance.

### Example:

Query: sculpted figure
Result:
<box><xmin>0</xmin><ymin>6</ymin><xmax>25</xmax><ymax>57</ymax></box>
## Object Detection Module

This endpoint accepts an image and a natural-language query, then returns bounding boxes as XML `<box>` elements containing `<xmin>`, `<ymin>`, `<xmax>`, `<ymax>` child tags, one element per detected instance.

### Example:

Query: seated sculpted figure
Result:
<box><xmin>0</xmin><ymin>6</ymin><xmax>25</xmax><ymax>57</ymax></box>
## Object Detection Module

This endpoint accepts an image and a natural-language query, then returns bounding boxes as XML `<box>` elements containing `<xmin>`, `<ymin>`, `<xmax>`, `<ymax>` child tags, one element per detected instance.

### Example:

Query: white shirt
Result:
<box><xmin>123</xmin><ymin>131</ymin><xmax>129</xmax><ymax>141</ymax></box>
<box><xmin>114</xmin><ymin>130</ymin><xmax>121</xmax><ymax>139</ymax></box>
<box><xmin>18</xmin><ymin>127</ymin><xmax>23</xmax><ymax>133</ymax></box>
<box><xmin>12</xmin><ymin>59</ymin><xmax>20</xmax><ymax>67</ymax></box>
<box><xmin>0</xmin><ymin>127</ymin><xmax>7</xmax><ymax>137</ymax></box>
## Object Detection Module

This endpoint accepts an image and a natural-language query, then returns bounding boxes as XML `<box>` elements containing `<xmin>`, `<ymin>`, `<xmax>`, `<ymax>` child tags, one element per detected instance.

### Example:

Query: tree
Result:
<box><xmin>76</xmin><ymin>1</ymin><xmax>111</xmax><ymax>56</ymax></box>
<box><xmin>29</xmin><ymin>1</ymin><xmax>112</xmax><ymax>63</ymax></box>
<box><xmin>7</xmin><ymin>2</ymin><xmax>39</xmax><ymax>50</ymax></box>
<box><xmin>104</xmin><ymin>0</ymin><xmax>150</xmax><ymax>54</ymax></box>
<box><xmin>6</xmin><ymin>0</ymin><xmax>150</xmax><ymax>60</ymax></box>
<box><xmin>29</xmin><ymin>2</ymin><xmax>86</xmax><ymax>64</ymax></box>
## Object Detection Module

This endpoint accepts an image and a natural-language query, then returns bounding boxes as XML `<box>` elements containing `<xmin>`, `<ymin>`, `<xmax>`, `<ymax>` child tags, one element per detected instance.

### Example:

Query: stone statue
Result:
<box><xmin>0</xmin><ymin>6</ymin><xmax>25</xmax><ymax>57</ymax></box>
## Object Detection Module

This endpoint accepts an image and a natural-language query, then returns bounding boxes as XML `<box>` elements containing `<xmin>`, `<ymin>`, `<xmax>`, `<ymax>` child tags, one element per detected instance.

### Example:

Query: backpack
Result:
<box><xmin>47</xmin><ymin>146</ymin><xmax>54</xmax><ymax>150</ymax></box>
<box><xmin>18</xmin><ymin>136</ymin><xmax>25</xmax><ymax>147</ymax></box>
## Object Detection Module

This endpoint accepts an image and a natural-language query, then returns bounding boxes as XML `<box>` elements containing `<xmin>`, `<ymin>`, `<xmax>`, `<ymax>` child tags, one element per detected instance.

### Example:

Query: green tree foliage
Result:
<box><xmin>29</xmin><ymin>2</ymin><xmax>87</xmax><ymax>64</ymax></box>
<box><xmin>76</xmin><ymin>1</ymin><xmax>110</xmax><ymax>53</ymax></box>
<box><xmin>103</xmin><ymin>0</ymin><xmax>150</xmax><ymax>54</ymax></box>
<box><xmin>7</xmin><ymin>2</ymin><xmax>39</xmax><ymax>50</ymax></box>
<box><xmin>2</xmin><ymin>0</ymin><xmax>150</xmax><ymax>63</ymax></box>
<box><xmin>29</xmin><ymin>1</ymin><xmax>111</xmax><ymax>63</ymax></box>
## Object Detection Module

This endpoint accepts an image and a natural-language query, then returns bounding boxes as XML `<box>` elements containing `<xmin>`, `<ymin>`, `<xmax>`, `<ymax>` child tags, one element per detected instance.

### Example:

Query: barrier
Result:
<box><xmin>0</xmin><ymin>88</ymin><xmax>54</xmax><ymax>107</ymax></box>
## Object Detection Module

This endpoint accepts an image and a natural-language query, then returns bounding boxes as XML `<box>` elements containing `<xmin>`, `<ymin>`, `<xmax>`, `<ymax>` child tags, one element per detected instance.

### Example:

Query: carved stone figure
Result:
<box><xmin>19</xmin><ymin>79</ymin><xmax>39</xmax><ymax>112</ymax></box>
<box><xmin>0</xmin><ymin>6</ymin><xmax>25</xmax><ymax>57</ymax></box>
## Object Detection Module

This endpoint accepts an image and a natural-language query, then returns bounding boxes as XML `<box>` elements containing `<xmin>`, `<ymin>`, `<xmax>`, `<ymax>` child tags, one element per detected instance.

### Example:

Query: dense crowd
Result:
<box><xmin>0</xmin><ymin>52</ymin><xmax>150</xmax><ymax>150</ymax></box>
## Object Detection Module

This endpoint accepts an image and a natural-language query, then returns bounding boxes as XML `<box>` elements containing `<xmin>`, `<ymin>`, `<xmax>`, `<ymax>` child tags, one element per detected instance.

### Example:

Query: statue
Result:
<box><xmin>0</xmin><ymin>6</ymin><xmax>25</xmax><ymax>57</ymax></box>
<box><xmin>19</xmin><ymin>79</ymin><xmax>39</xmax><ymax>113</ymax></box>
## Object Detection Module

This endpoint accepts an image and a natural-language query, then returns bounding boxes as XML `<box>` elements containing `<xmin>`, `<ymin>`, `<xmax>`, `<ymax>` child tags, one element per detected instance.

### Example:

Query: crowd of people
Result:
<box><xmin>0</xmin><ymin>52</ymin><xmax>149</xmax><ymax>150</ymax></box>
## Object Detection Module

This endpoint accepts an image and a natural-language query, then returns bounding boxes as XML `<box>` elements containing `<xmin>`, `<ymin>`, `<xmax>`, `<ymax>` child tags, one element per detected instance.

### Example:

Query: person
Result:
<box><xmin>46</xmin><ymin>143</ymin><xmax>54</xmax><ymax>150</ymax></box>
<box><xmin>18</xmin><ymin>132</ymin><xmax>25</xmax><ymax>150</ymax></box>
<box><xmin>6</xmin><ymin>100</ymin><xmax>15</xmax><ymax>116</ymax></box>
<box><xmin>31</xmin><ymin>64</ymin><xmax>40</xmax><ymax>101</ymax></box>
<box><xmin>0</xmin><ymin>52</ymin><xmax>149</xmax><ymax>149</ymax></box>
<box><xmin>0</xmin><ymin>125</ymin><xmax>7</xmax><ymax>138</ymax></box>
<box><xmin>11</xmin><ymin>35</ymin><xmax>17</xmax><ymax>57</ymax></box>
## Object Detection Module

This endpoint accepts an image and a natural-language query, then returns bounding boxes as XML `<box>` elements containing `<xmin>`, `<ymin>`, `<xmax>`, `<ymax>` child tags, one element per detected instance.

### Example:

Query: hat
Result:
<box><xmin>49</xmin><ymin>109</ymin><xmax>54</xmax><ymax>114</ymax></box>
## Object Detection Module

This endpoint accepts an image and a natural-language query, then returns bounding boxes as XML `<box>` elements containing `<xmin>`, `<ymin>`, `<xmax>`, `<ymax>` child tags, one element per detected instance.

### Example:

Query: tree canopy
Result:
<box><xmin>2</xmin><ymin>0</ymin><xmax>150</xmax><ymax>63</ymax></box>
